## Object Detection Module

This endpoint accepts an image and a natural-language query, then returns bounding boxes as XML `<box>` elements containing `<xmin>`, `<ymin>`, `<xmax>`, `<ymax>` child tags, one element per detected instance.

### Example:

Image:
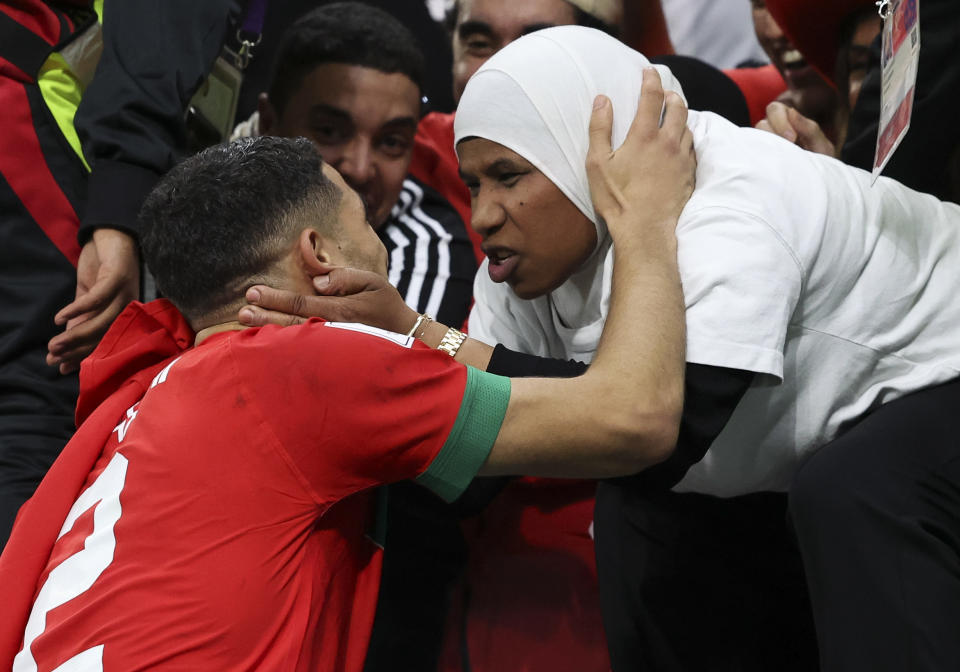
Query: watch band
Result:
<box><xmin>437</xmin><ymin>327</ymin><xmax>467</xmax><ymax>358</ymax></box>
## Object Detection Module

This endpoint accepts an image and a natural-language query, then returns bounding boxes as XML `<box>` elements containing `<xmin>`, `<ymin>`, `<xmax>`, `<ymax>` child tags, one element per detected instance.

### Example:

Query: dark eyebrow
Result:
<box><xmin>380</xmin><ymin>116</ymin><xmax>418</xmax><ymax>133</ymax></box>
<box><xmin>307</xmin><ymin>104</ymin><xmax>353</xmax><ymax>123</ymax></box>
<box><xmin>458</xmin><ymin>158</ymin><xmax>523</xmax><ymax>182</ymax></box>
<box><xmin>458</xmin><ymin>19</ymin><xmax>494</xmax><ymax>40</ymax></box>
<box><xmin>484</xmin><ymin>158</ymin><xmax>524</xmax><ymax>175</ymax></box>
<box><xmin>520</xmin><ymin>22</ymin><xmax>558</xmax><ymax>36</ymax></box>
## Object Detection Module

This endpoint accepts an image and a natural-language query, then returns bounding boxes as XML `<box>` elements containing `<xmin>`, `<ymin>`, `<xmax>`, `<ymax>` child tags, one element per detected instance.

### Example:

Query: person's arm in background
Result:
<box><xmin>47</xmin><ymin>0</ymin><xmax>244</xmax><ymax>374</ymax></box>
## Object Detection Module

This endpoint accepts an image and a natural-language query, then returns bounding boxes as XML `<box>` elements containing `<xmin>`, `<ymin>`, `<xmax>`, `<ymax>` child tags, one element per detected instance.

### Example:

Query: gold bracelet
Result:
<box><xmin>437</xmin><ymin>327</ymin><xmax>467</xmax><ymax>358</ymax></box>
<box><xmin>405</xmin><ymin>313</ymin><xmax>433</xmax><ymax>339</ymax></box>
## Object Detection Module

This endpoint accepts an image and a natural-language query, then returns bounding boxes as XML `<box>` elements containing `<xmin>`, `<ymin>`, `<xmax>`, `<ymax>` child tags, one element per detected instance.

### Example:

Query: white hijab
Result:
<box><xmin>456</xmin><ymin>26</ymin><xmax>686</xmax><ymax>362</ymax></box>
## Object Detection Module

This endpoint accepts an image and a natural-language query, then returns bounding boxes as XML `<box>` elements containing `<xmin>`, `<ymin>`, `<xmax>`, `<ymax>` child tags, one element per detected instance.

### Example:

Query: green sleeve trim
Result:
<box><xmin>416</xmin><ymin>366</ymin><xmax>511</xmax><ymax>502</ymax></box>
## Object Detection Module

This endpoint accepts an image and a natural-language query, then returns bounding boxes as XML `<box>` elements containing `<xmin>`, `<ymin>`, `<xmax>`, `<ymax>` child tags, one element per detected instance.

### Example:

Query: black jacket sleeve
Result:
<box><xmin>486</xmin><ymin>345</ymin><xmax>754</xmax><ymax>491</ymax></box>
<box><xmin>75</xmin><ymin>0</ymin><xmax>244</xmax><ymax>243</ymax></box>
<box><xmin>841</xmin><ymin>0</ymin><xmax>960</xmax><ymax>202</ymax></box>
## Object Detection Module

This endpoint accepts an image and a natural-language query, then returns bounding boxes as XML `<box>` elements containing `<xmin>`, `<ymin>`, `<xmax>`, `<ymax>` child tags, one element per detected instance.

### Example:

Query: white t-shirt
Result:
<box><xmin>470</xmin><ymin>110</ymin><xmax>960</xmax><ymax>497</ymax></box>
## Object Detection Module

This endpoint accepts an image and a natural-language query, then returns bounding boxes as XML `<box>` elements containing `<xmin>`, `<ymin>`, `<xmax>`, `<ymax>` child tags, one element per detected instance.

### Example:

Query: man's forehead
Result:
<box><xmin>458</xmin><ymin>0</ymin><xmax>577</xmax><ymax>34</ymax></box>
<box><xmin>291</xmin><ymin>63</ymin><xmax>420</xmax><ymax>118</ymax></box>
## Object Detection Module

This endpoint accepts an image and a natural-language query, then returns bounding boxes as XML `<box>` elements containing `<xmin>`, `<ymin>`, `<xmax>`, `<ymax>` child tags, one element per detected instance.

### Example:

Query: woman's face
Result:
<box><xmin>457</xmin><ymin>138</ymin><xmax>597</xmax><ymax>300</ymax></box>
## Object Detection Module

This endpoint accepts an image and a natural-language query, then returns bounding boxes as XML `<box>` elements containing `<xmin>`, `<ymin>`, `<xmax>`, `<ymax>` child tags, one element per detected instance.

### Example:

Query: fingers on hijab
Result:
<box><xmin>635</xmin><ymin>68</ymin><xmax>666</xmax><ymax>139</ymax></box>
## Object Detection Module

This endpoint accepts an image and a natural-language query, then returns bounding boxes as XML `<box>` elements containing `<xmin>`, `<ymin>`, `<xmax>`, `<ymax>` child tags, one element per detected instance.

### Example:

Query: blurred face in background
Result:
<box><xmin>451</xmin><ymin>0</ymin><xmax>577</xmax><ymax>102</ymax></box>
<box><xmin>751</xmin><ymin>0</ymin><xmax>838</xmax><ymax>128</ymax></box>
<box><xmin>260</xmin><ymin>63</ymin><xmax>421</xmax><ymax>230</ymax></box>
<box><xmin>840</xmin><ymin>11</ymin><xmax>882</xmax><ymax>111</ymax></box>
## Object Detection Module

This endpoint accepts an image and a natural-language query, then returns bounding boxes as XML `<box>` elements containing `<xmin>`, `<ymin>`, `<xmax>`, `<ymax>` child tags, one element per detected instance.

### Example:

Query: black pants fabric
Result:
<box><xmin>0</xmin><ymin>74</ymin><xmax>87</xmax><ymax>549</ymax></box>
<box><xmin>364</xmin><ymin>482</ymin><xmax>466</xmax><ymax>672</ymax></box>
<box><xmin>594</xmin><ymin>486</ymin><xmax>818</xmax><ymax>671</ymax></box>
<box><xmin>0</xmin><ymin>178</ymin><xmax>79</xmax><ymax>547</ymax></box>
<box><xmin>790</xmin><ymin>378</ymin><xmax>960</xmax><ymax>672</ymax></box>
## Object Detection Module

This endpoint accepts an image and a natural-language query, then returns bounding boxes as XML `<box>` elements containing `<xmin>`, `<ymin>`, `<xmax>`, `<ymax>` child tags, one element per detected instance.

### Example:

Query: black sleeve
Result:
<box><xmin>611</xmin><ymin>363</ymin><xmax>754</xmax><ymax>491</ymax></box>
<box><xmin>487</xmin><ymin>345</ymin><xmax>753</xmax><ymax>491</ymax></box>
<box><xmin>841</xmin><ymin>0</ymin><xmax>960</xmax><ymax>202</ymax></box>
<box><xmin>75</xmin><ymin>0</ymin><xmax>245</xmax><ymax>243</ymax></box>
<box><xmin>486</xmin><ymin>343</ymin><xmax>588</xmax><ymax>377</ymax></box>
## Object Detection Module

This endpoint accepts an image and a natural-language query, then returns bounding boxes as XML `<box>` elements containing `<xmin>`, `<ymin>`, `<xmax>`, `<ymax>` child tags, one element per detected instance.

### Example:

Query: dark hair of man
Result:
<box><xmin>139</xmin><ymin>136</ymin><xmax>341</xmax><ymax>323</ymax></box>
<box><xmin>267</xmin><ymin>2</ymin><xmax>425</xmax><ymax>118</ymax></box>
<box><xmin>444</xmin><ymin>1</ymin><xmax>619</xmax><ymax>38</ymax></box>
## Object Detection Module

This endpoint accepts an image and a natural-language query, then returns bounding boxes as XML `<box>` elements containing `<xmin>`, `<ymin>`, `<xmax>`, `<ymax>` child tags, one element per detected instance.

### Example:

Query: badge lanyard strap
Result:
<box><xmin>235</xmin><ymin>0</ymin><xmax>268</xmax><ymax>70</ymax></box>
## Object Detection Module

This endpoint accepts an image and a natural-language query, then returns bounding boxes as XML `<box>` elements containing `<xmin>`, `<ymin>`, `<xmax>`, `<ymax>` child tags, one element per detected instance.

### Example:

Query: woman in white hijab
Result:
<box><xmin>456</xmin><ymin>22</ymin><xmax>960</xmax><ymax>672</ymax></box>
<box><xmin>453</xmin><ymin>26</ymin><xmax>814</xmax><ymax>672</ymax></box>
<box><xmin>457</xmin><ymin>27</ymin><xmax>687</xmax><ymax>363</ymax></box>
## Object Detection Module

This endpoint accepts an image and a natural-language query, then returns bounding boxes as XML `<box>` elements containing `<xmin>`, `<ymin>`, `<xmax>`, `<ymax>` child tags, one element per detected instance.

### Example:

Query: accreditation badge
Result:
<box><xmin>872</xmin><ymin>0</ymin><xmax>921</xmax><ymax>183</ymax></box>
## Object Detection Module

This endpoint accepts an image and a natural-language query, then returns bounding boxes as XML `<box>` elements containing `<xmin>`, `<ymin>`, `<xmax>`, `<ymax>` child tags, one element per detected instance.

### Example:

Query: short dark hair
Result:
<box><xmin>444</xmin><ymin>1</ymin><xmax>619</xmax><ymax>38</ymax></box>
<box><xmin>268</xmin><ymin>2</ymin><xmax>425</xmax><ymax>118</ymax></box>
<box><xmin>140</xmin><ymin>136</ymin><xmax>341</xmax><ymax>322</ymax></box>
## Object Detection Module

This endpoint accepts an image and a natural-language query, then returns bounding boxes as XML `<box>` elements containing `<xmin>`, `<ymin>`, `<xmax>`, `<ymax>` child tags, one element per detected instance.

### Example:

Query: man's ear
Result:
<box><xmin>297</xmin><ymin>228</ymin><xmax>338</xmax><ymax>276</ymax></box>
<box><xmin>257</xmin><ymin>92</ymin><xmax>276</xmax><ymax>135</ymax></box>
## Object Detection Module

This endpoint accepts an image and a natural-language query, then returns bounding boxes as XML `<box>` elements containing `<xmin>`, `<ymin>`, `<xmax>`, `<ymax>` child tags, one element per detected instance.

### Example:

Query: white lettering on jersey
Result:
<box><xmin>112</xmin><ymin>404</ymin><xmax>139</xmax><ymax>443</ymax></box>
<box><xmin>150</xmin><ymin>356</ymin><xmax>180</xmax><ymax>388</ymax></box>
<box><xmin>112</xmin><ymin>356</ymin><xmax>181</xmax><ymax>443</ymax></box>
<box><xmin>14</xmin><ymin>453</ymin><xmax>128</xmax><ymax>672</ymax></box>
<box><xmin>50</xmin><ymin>645</ymin><xmax>102</xmax><ymax>672</ymax></box>
<box><xmin>15</xmin><ymin>356</ymin><xmax>180</xmax><ymax>671</ymax></box>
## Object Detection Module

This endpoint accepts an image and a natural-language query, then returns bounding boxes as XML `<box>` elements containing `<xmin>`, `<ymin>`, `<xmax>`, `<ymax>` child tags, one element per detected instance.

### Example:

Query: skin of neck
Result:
<box><xmin>192</xmin><ymin>247</ymin><xmax>316</xmax><ymax>345</ymax></box>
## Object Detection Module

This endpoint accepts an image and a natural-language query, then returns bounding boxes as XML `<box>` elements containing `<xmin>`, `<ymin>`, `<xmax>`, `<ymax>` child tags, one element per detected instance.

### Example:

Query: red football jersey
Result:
<box><xmin>3</xmin><ymin>304</ymin><xmax>509</xmax><ymax>671</ymax></box>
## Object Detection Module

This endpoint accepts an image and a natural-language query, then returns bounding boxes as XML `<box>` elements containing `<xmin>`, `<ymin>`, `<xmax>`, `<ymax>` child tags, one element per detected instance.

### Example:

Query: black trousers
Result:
<box><xmin>790</xmin><ymin>378</ymin><xmax>960</xmax><ymax>672</ymax></box>
<box><xmin>0</xmin><ymin>75</ymin><xmax>87</xmax><ymax>548</ymax></box>
<box><xmin>0</xmin><ymin>182</ymin><xmax>79</xmax><ymax>548</ymax></box>
<box><xmin>595</xmin><ymin>486</ymin><xmax>818</xmax><ymax>671</ymax></box>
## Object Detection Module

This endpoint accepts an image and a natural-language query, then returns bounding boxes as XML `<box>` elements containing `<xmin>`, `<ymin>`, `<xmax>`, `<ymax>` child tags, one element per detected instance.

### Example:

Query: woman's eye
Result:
<box><xmin>498</xmin><ymin>172</ymin><xmax>522</xmax><ymax>186</ymax></box>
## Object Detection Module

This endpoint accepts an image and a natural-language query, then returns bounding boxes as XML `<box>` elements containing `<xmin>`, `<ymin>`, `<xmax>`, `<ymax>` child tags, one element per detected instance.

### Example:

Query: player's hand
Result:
<box><xmin>756</xmin><ymin>101</ymin><xmax>837</xmax><ymax>157</ymax></box>
<box><xmin>238</xmin><ymin>264</ymin><xmax>419</xmax><ymax>334</ymax></box>
<box><xmin>586</xmin><ymin>67</ymin><xmax>696</xmax><ymax>247</ymax></box>
<box><xmin>47</xmin><ymin>228</ymin><xmax>140</xmax><ymax>374</ymax></box>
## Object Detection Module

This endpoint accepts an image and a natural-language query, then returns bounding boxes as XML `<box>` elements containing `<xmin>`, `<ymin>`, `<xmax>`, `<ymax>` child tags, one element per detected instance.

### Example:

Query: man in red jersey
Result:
<box><xmin>0</xmin><ymin>78</ymin><xmax>695</xmax><ymax>671</ymax></box>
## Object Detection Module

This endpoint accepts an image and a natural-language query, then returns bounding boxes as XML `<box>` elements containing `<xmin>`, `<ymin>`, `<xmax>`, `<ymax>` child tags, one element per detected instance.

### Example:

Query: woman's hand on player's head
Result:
<box><xmin>238</xmin><ymin>264</ymin><xmax>418</xmax><ymax>335</ymax></box>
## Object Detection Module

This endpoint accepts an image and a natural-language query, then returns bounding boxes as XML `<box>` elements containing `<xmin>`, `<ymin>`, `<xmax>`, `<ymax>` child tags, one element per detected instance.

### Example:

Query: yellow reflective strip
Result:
<box><xmin>36</xmin><ymin>52</ymin><xmax>89</xmax><ymax>172</ymax></box>
<box><xmin>94</xmin><ymin>0</ymin><xmax>104</xmax><ymax>22</ymax></box>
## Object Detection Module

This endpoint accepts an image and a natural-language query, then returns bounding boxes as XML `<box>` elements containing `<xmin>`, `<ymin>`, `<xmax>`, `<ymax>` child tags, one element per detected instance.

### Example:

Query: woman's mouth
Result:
<box><xmin>487</xmin><ymin>250</ymin><xmax>520</xmax><ymax>284</ymax></box>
